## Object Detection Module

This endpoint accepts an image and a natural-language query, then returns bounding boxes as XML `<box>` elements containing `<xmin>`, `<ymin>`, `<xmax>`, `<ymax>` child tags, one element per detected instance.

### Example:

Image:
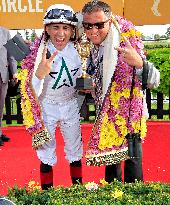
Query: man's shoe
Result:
<box><xmin>1</xmin><ymin>134</ymin><xmax>10</xmax><ymax>142</ymax></box>
<box><xmin>0</xmin><ymin>138</ymin><xmax>4</xmax><ymax>146</ymax></box>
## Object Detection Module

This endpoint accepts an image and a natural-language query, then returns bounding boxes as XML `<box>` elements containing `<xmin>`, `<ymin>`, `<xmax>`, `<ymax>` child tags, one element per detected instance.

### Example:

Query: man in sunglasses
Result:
<box><xmin>20</xmin><ymin>4</ymin><xmax>83</xmax><ymax>190</ymax></box>
<box><xmin>82</xmin><ymin>1</ymin><xmax>160</xmax><ymax>183</ymax></box>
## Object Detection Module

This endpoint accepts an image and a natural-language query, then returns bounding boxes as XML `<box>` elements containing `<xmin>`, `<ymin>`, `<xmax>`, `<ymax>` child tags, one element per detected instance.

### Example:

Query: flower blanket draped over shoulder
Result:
<box><xmin>17</xmin><ymin>37</ymin><xmax>51</xmax><ymax>149</ymax></box>
<box><xmin>85</xmin><ymin>16</ymin><xmax>147</xmax><ymax>166</ymax></box>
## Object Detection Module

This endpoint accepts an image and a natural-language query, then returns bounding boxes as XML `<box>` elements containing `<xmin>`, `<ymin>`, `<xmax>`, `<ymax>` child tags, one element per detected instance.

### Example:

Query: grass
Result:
<box><xmin>2</xmin><ymin>97</ymin><xmax>23</xmax><ymax>127</ymax></box>
<box><xmin>150</xmin><ymin>102</ymin><xmax>170</xmax><ymax>120</ymax></box>
<box><xmin>2</xmin><ymin>120</ymin><xmax>23</xmax><ymax>127</ymax></box>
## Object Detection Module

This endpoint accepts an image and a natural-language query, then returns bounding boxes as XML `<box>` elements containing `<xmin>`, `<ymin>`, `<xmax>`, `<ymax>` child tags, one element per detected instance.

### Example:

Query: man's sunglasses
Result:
<box><xmin>82</xmin><ymin>19</ymin><xmax>110</xmax><ymax>30</ymax></box>
<box><xmin>45</xmin><ymin>9</ymin><xmax>78</xmax><ymax>22</ymax></box>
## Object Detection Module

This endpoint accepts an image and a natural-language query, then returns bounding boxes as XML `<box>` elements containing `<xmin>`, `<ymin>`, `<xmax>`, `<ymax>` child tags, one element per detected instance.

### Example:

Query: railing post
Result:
<box><xmin>157</xmin><ymin>92</ymin><xmax>164</xmax><ymax>119</ymax></box>
<box><xmin>16</xmin><ymin>97</ymin><xmax>23</xmax><ymax>124</ymax></box>
<box><xmin>80</xmin><ymin>97</ymin><xmax>89</xmax><ymax>121</ymax></box>
<box><xmin>146</xmin><ymin>89</ymin><xmax>151</xmax><ymax>119</ymax></box>
<box><xmin>169</xmin><ymin>89</ymin><xmax>170</xmax><ymax>119</ymax></box>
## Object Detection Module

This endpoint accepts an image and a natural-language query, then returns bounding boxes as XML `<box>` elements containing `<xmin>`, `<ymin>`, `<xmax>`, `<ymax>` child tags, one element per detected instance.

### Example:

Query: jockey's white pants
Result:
<box><xmin>36</xmin><ymin>98</ymin><xmax>83</xmax><ymax>166</ymax></box>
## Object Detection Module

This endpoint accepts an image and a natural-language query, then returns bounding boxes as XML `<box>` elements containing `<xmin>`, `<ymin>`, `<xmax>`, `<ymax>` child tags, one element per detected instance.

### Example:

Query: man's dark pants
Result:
<box><xmin>105</xmin><ymin>141</ymin><xmax>143</xmax><ymax>183</ymax></box>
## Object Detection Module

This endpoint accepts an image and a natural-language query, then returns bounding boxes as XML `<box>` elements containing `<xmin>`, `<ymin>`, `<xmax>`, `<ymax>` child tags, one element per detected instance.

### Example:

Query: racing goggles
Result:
<box><xmin>44</xmin><ymin>8</ymin><xmax>78</xmax><ymax>22</ymax></box>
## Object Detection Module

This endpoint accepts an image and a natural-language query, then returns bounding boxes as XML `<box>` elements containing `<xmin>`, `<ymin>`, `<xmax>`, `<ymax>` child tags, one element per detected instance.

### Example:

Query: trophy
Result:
<box><xmin>75</xmin><ymin>33</ymin><xmax>93</xmax><ymax>90</ymax></box>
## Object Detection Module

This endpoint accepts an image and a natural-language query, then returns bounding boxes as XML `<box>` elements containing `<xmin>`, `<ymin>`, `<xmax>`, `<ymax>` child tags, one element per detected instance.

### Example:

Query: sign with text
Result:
<box><xmin>124</xmin><ymin>0</ymin><xmax>170</xmax><ymax>25</ymax></box>
<box><xmin>0</xmin><ymin>0</ymin><xmax>123</xmax><ymax>29</ymax></box>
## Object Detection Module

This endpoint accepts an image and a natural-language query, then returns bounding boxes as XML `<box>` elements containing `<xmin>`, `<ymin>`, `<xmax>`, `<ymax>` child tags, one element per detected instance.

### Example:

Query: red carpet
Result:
<box><xmin>0</xmin><ymin>122</ymin><xmax>170</xmax><ymax>196</ymax></box>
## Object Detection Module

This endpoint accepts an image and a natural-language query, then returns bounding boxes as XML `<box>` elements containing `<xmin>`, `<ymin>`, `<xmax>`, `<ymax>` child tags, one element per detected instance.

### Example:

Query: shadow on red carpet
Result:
<box><xmin>0</xmin><ymin>121</ymin><xmax>169</xmax><ymax>196</ymax></box>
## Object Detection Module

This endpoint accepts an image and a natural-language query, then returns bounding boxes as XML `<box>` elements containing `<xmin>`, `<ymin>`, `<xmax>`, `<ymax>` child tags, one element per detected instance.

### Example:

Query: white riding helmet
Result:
<box><xmin>44</xmin><ymin>4</ymin><xmax>78</xmax><ymax>26</ymax></box>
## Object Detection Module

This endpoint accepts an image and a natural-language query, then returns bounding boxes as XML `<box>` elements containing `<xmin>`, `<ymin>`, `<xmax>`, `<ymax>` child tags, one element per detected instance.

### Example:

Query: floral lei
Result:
<box><xmin>86</xmin><ymin>16</ymin><xmax>147</xmax><ymax>166</ymax></box>
<box><xmin>17</xmin><ymin>37</ymin><xmax>51</xmax><ymax>149</ymax></box>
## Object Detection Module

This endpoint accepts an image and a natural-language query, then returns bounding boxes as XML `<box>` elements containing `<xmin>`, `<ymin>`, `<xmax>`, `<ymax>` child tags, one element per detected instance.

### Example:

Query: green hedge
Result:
<box><xmin>6</xmin><ymin>181</ymin><xmax>170</xmax><ymax>205</ymax></box>
<box><xmin>146</xmin><ymin>48</ymin><xmax>170</xmax><ymax>96</ymax></box>
<box><xmin>144</xmin><ymin>42</ymin><xmax>170</xmax><ymax>49</ymax></box>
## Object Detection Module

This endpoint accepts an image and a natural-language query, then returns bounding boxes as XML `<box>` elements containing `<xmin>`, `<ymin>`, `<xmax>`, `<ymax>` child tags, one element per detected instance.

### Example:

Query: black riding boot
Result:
<box><xmin>40</xmin><ymin>162</ymin><xmax>53</xmax><ymax>190</ymax></box>
<box><xmin>124</xmin><ymin>138</ymin><xmax>143</xmax><ymax>183</ymax></box>
<box><xmin>70</xmin><ymin>160</ymin><xmax>82</xmax><ymax>184</ymax></box>
<box><xmin>105</xmin><ymin>163</ymin><xmax>122</xmax><ymax>183</ymax></box>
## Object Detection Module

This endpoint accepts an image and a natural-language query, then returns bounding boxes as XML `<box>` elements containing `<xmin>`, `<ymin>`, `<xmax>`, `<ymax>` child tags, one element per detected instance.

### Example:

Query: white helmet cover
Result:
<box><xmin>44</xmin><ymin>4</ymin><xmax>78</xmax><ymax>26</ymax></box>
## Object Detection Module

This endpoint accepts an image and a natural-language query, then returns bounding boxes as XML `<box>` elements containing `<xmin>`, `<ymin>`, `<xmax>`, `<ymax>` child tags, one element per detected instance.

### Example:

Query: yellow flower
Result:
<box><xmin>129</xmin><ymin>29</ymin><xmax>135</xmax><ymax>36</ymax></box>
<box><xmin>121</xmin><ymin>88</ymin><xmax>130</xmax><ymax>98</ymax></box>
<box><xmin>115</xmin><ymin>114</ymin><xmax>128</xmax><ymax>139</ymax></box>
<box><xmin>110</xmin><ymin>85</ymin><xmax>130</xmax><ymax>109</ymax></box>
<box><xmin>132</xmin><ymin>116</ymin><xmax>147</xmax><ymax>138</ymax></box>
<box><xmin>22</xmin><ymin>110</ymin><xmax>34</xmax><ymax>127</ymax></box>
<box><xmin>133</xmin><ymin>88</ymin><xmax>143</xmax><ymax>97</ymax></box>
<box><xmin>17</xmin><ymin>69</ymin><xmax>28</xmax><ymax>81</ymax></box>
<box><xmin>20</xmin><ymin>82</ymin><xmax>26</xmax><ymax>91</ymax></box>
<box><xmin>22</xmin><ymin>69</ymin><xmax>29</xmax><ymax>77</ymax></box>
<box><xmin>110</xmin><ymin>82</ymin><xmax>120</xmax><ymax>109</ymax></box>
<box><xmin>27</xmin><ymin>180</ymin><xmax>41</xmax><ymax>192</ymax></box>
<box><xmin>22</xmin><ymin>91</ymin><xmax>28</xmax><ymax>99</ymax></box>
<box><xmin>140</xmin><ymin>117</ymin><xmax>147</xmax><ymax>138</ymax></box>
<box><xmin>111</xmin><ymin>188</ymin><xmax>123</xmax><ymax>199</ymax></box>
<box><xmin>110</xmin><ymin>91</ymin><xmax>121</xmax><ymax>109</ymax></box>
<box><xmin>115</xmin><ymin>115</ymin><xmax>126</xmax><ymax>126</ymax></box>
<box><xmin>99</xmin><ymin>114</ymin><xmax>125</xmax><ymax>149</ymax></box>
<box><xmin>132</xmin><ymin>120</ymin><xmax>141</xmax><ymax>133</ymax></box>
<box><xmin>111</xmin><ymin>81</ymin><xmax>117</xmax><ymax>90</ymax></box>
<box><xmin>19</xmin><ymin>69</ymin><xmax>36</xmax><ymax>128</ymax></box>
<box><xmin>99</xmin><ymin>114</ymin><xmax>115</xmax><ymax>149</ymax></box>
<box><xmin>150</xmin><ymin>183</ymin><xmax>161</xmax><ymax>191</ymax></box>
<box><xmin>136</xmin><ymin>30</ymin><xmax>142</xmax><ymax>37</ymax></box>
<box><xmin>100</xmin><ymin>178</ymin><xmax>109</xmax><ymax>186</ymax></box>
<box><xmin>121</xmin><ymin>29</ymin><xmax>142</xmax><ymax>40</ymax></box>
<box><xmin>16</xmin><ymin>73</ymin><xmax>21</xmax><ymax>80</ymax></box>
<box><xmin>25</xmin><ymin>100</ymin><xmax>32</xmax><ymax>110</ymax></box>
<box><xmin>119</xmin><ymin>126</ymin><xmax>128</xmax><ymax>138</ymax></box>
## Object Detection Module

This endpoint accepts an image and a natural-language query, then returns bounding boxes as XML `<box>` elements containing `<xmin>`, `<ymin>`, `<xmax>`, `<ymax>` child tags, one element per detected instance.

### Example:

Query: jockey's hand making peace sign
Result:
<box><xmin>115</xmin><ymin>36</ymin><xmax>143</xmax><ymax>69</ymax></box>
<box><xmin>35</xmin><ymin>46</ymin><xmax>58</xmax><ymax>80</ymax></box>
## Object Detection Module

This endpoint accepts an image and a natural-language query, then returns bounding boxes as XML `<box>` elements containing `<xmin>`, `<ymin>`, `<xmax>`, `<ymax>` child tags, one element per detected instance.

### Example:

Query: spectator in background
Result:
<box><xmin>0</xmin><ymin>27</ymin><xmax>17</xmax><ymax>146</ymax></box>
